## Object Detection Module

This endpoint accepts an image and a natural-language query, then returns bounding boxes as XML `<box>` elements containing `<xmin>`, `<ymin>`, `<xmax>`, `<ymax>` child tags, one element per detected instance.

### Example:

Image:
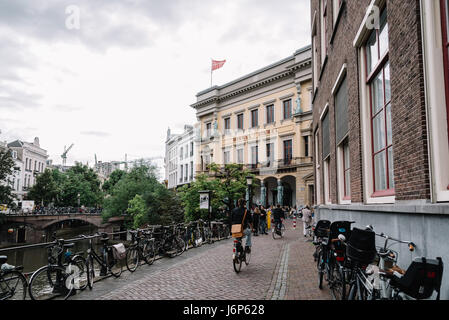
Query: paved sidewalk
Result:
<box><xmin>73</xmin><ymin>218</ymin><xmax>330</xmax><ymax>300</ymax></box>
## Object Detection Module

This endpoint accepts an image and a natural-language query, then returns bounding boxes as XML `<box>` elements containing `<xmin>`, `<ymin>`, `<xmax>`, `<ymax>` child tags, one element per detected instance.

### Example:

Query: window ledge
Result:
<box><xmin>372</xmin><ymin>189</ymin><xmax>395</xmax><ymax>198</ymax></box>
<box><xmin>317</xmin><ymin>201</ymin><xmax>449</xmax><ymax>216</ymax></box>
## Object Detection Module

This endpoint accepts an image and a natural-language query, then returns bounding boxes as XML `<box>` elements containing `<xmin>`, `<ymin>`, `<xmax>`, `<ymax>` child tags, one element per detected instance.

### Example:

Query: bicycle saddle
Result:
<box><xmin>0</xmin><ymin>255</ymin><xmax>7</xmax><ymax>264</ymax></box>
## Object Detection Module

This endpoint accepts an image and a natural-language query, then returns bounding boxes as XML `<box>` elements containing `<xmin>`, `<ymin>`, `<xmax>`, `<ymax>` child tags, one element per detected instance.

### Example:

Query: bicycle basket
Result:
<box><xmin>314</xmin><ymin>220</ymin><xmax>331</xmax><ymax>238</ymax></box>
<box><xmin>390</xmin><ymin>257</ymin><xmax>444</xmax><ymax>300</ymax></box>
<box><xmin>346</xmin><ymin>228</ymin><xmax>377</xmax><ymax>265</ymax></box>
<box><xmin>112</xmin><ymin>243</ymin><xmax>127</xmax><ymax>260</ymax></box>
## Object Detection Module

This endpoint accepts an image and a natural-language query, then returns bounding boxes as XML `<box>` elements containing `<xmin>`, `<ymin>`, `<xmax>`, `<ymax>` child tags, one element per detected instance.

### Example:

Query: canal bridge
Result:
<box><xmin>1</xmin><ymin>214</ymin><xmax>126</xmax><ymax>244</ymax></box>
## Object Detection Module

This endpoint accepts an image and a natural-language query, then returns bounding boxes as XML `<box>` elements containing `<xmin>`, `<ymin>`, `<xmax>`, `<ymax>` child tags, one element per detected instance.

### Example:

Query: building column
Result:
<box><xmin>260</xmin><ymin>182</ymin><xmax>267</xmax><ymax>207</ymax></box>
<box><xmin>277</xmin><ymin>179</ymin><xmax>284</xmax><ymax>205</ymax></box>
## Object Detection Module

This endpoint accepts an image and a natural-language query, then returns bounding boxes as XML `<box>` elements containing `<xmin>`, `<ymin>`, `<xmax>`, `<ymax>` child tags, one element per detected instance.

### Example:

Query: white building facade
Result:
<box><xmin>7</xmin><ymin>137</ymin><xmax>48</xmax><ymax>200</ymax></box>
<box><xmin>165</xmin><ymin>125</ymin><xmax>197</xmax><ymax>190</ymax></box>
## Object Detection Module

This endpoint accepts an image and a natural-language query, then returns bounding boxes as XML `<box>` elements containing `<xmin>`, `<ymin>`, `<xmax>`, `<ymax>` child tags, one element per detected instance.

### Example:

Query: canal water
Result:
<box><xmin>3</xmin><ymin>225</ymin><xmax>106</xmax><ymax>274</ymax></box>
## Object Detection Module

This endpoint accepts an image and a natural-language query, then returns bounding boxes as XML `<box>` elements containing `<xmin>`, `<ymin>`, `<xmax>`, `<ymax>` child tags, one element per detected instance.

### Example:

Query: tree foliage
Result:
<box><xmin>179</xmin><ymin>163</ymin><xmax>256</xmax><ymax>222</ymax></box>
<box><xmin>0</xmin><ymin>150</ymin><xmax>15</xmax><ymax>207</ymax></box>
<box><xmin>102</xmin><ymin>164</ymin><xmax>183</xmax><ymax>228</ymax></box>
<box><xmin>28</xmin><ymin>168</ymin><xmax>59</xmax><ymax>206</ymax></box>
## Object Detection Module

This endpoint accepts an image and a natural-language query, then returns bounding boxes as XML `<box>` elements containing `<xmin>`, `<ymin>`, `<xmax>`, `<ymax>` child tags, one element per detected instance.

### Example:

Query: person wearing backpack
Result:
<box><xmin>231</xmin><ymin>198</ymin><xmax>254</xmax><ymax>253</ymax></box>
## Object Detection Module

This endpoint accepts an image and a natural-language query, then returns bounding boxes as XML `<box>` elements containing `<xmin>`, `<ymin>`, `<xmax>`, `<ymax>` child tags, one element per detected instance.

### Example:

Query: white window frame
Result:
<box><xmin>354</xmin><ymin>0</ymin><xmax>395</xmax><ymax>204</ymax></box>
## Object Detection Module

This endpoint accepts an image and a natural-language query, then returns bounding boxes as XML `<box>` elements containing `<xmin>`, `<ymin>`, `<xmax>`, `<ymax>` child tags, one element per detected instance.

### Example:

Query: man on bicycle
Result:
<box><xmin>231</xmin><ymin>198</ymin><xmax>254</xmax><ymax>253</ymax></box>
<box><xmin>272</xmin><ymin>204</ymin><xmax>285</xmax><ymax>231</ymax></box>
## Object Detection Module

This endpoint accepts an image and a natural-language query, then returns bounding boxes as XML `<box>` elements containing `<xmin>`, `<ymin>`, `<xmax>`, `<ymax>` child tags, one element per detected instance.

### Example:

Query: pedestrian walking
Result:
<box><xmin>302</xmin><ymin>205</ymin><xmax>313</xmax><ymax>237</ymax></box>
<box><xmin>253</xmin><ymin>206</ymin><xmax>260</xmax><ymax>236</ymax></box>
<box><xmin>259</xmin><ymin>206</ymin><xmax>268</xmax><ymax>235</ymax></box>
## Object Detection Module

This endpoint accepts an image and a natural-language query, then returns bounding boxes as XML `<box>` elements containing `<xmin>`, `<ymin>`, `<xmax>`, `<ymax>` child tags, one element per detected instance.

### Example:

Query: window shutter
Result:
<box><xmin>335</xmin><ymin>77</ymin><xmax>349</xmax><ymax>145</ymax></box>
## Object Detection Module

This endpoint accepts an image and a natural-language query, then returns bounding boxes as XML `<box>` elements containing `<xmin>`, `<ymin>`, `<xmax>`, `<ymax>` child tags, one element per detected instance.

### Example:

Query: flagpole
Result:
<box><xmin>210</xmin><ymin>58</ymin><xmax>213</xmax><ymax>87</ymax></box>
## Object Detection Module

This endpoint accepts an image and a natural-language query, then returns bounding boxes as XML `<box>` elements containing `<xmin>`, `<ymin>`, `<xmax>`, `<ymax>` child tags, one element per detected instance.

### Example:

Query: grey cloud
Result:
<box><xmin>80</xmin><ymin>131</ymin><xmax>111</xmax><ymax>137</ymax></box>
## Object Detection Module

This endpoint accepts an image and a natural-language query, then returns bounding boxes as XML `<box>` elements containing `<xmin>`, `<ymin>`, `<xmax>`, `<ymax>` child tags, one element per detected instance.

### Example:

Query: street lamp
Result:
<box><xmin>199</xmin><ymin>190</ymin><xmax>211</xmax><ymax>221</ymax></box>
<box><xmin>77</xmin><ymin>193</ymin><xmax>80</xmax><ymax>207</ymax></box>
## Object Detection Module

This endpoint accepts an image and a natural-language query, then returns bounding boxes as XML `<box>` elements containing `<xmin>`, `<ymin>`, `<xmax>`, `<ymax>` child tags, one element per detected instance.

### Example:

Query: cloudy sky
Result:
<box><xmin>0</xmin><ymin>0</ymin><xmax>311</xmax><ymax>177</ymax></box>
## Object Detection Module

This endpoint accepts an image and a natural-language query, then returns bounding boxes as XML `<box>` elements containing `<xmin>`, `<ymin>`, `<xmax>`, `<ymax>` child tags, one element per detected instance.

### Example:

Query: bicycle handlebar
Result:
<box><xmin>376</xmin><ymin>232</ymin><xmax>416</xmax><ymax>252</ymax></box>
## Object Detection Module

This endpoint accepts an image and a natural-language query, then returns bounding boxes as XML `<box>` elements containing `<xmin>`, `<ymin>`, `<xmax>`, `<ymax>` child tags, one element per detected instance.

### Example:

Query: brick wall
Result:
<box><xmin>311</xmin><ymin>0</ymin><xmax>430</xmax><ymax>204</ymax></box>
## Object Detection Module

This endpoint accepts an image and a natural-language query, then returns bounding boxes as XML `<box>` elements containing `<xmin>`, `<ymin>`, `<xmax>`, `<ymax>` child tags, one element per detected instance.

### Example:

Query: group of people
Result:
<box><xmin>230</xmin><ymin>198</ymin><xmax>315</xmax><ymax>253</ymax></box>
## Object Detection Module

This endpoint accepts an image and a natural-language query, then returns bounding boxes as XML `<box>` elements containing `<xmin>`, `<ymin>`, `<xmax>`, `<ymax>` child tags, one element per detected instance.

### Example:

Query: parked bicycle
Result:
<box><xmin>152</xmin><ymin>225</ymin><xmax>185</xmax><ymax>258</ymax></box>
<box><xmin>28</xmin><ymin>237</ymin><xmax>88</xmax><ymax>300</ymax></box>
<box><xmin>82</xmin><ymin>233</ymin><xmax>123</xmax><ymax>290</ymax></box>
<box><xmin>125</xmin><ymin>229</ymin><xmax>156</xmax><ymax>272</ymax></box>
<box><xmin>0</xmin><ymin>256</ymin><xmax>27</xmax><ymax>300</ymax></box>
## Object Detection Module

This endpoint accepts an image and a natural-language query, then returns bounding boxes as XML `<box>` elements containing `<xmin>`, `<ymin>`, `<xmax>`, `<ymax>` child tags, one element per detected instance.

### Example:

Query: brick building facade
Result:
<box><xmin>311</xmin><ymin>0</ymin><xmax>449</xmax><ymax>298</ymax></box>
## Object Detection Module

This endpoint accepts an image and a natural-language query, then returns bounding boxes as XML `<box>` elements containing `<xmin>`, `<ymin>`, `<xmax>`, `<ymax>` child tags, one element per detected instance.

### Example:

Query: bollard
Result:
<box><xmin>293</xmin><ymin>216</ymin><xmax>296</xmax><ymax>229</ymax></box>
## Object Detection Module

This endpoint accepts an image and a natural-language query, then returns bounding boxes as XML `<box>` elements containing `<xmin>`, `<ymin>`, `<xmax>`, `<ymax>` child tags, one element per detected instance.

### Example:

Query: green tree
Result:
<box><xmin>102</xmin><ymin>169</ymin><xmax>126</xmax><ymax>195</ymax></box>
<box><xmin>179</xmin><ymin>163</ymin><xmax>255</xmax><ymax>222</ymax></box>
<box><xmin>127</xmin><ymin>194</ymin><xmax>146</xmax><ymax>229</ymax></box>
<box><xmin>59</xmin><ymin>163</ymin><xmax>103</xmax><ymax>207</ymax></box>
<box><xmin>28</xmin><ymin>168</ymin><xmax>59</xmax><ymax>206</ymax></box>
<box><xmin>0</xmin><ymin>149</ymin><xmax>15</xmax><ymax>207</ymax></box>
<box><xmin>102</xmin><ymin>164</ymin><xmax>182</xmax><ymax>227</ymax></box>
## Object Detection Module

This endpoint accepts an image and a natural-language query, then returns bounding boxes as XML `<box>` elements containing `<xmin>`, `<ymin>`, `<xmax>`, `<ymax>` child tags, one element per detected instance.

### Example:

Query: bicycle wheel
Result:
<box><xmin>0</xmin><ymin>270</ymin><xmax>27</xmax><ymax>300</ymax></box>
<box><xmin>71</xmin><ymin>255</ymin><xmax>88</xmax><ymax>291</ymax></box>
<box><xmin>233</xmin><ymin>255</ymin><xmax>243</xmax><ymax>273</ymax></box>
<box><xmin>86</xmin><ymin>255</ymin><xmax>95</xmax><ymax>290</ymax></box>
<box><xmin>330</xmin><ymin>263</ymin><xmax>346</xmax><ymax>300</ymax></box>
<box><xmin>126</xmin><ymin>247</ymin><xmax>140</xmax><ymax>272</ymax></box>
<box><xmin>317</xmin><ymin>249</ymin><xmax>324</xmax><ymax>290</ymax></box>
<box><xmin>29</xmin><ymin>266</ymin><xmax>73</xmax><ymax>300</ymax></box>
<box><xmin>175</xmin><ymin>237</ymin><xmax>186</xmax><ymax>256</ymax></box>
<box><xmin>281</xmin><ymin>224</ymin><xmax>286</xmax><ymax>238</ymax></box>
<box><xmin>142</xmin><ymin>241</ymin><xmax>156</xmax><ymax>265</ymax></box>
<box><xmin>244</xmin><ymin>249</ymin><xmax>251</xmax><ymax>266</ymax></box>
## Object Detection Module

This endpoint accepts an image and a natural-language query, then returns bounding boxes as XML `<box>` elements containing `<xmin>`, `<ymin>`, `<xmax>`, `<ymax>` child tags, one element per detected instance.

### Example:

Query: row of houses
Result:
<box><xmin>164</xmin><ymin>0</ymin><xmax>449</xmax><ymax>298</ymax></box>
<box><xmin>0</xmin><ymin>137</ymin><xmax>48</xmax><ymax>201</ymax></box>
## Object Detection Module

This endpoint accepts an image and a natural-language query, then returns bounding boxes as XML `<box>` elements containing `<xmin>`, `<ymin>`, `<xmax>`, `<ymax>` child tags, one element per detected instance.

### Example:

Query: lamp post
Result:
<box><xmin>199</xmin><ymin>190</ymin><xmax>211</xmax><ymax>221</ymax></box>
<box><xmin>77</xmin><ymin>193</ymin><xmax>80</xmax><ymax>208</ymax></box>
<box><xmin>246</xmin><ymin>176</ymin><xmax>253</xmax><ymax>211</ymax></box>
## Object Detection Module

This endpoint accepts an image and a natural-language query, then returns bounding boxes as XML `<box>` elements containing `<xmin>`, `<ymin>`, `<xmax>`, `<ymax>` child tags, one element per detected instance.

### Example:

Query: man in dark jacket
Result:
<box><xmin>272</xmin><ymin>204</ymin><xmax>285</xmax><ymax>231</ymax></box>
<box><xmin>231</xmin><ymin>198</ymin><xmax>253</xmax><ymax>252</ymax></box>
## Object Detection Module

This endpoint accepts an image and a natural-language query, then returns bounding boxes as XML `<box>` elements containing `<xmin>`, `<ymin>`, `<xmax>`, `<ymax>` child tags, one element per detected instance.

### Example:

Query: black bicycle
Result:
<box><xmin>28</xmin><ymin>238</ymin><xmax>88</xmax><ymax>300</ymax></box>
<box><xmin>272</xmin><ymin>219</ymin><xmax>286</xmax><ymax>239</ymax></box>
<box><xmin>233</xmin><ymin>237</ymin><xmax>251</xmax><ymax>273</ymax></box>
<box><xmin>152</xmin><ymin>225</ymin><xmax>185</xmax><ymax>258</ymax></box>
<box><xmin>125</xmin><ymin>229</ymin><xmax>156</xmax><ymax>272</ymax></box>
<box><xmin>83</xmin><ymin>233</ymin><xmax>123</xmax><ymax>290</ymax></box>
<box><xmin>0</xmin><ymin>256</ymin><xmax>28</xmax><ymax>300</ymax></box>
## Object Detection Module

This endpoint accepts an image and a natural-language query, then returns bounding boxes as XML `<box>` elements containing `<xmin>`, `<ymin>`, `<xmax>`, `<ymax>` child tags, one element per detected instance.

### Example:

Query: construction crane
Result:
<box><xmin>61</xmin><ymin>144</ymin><xmax>74</xmax><ymax>167</ymax></box>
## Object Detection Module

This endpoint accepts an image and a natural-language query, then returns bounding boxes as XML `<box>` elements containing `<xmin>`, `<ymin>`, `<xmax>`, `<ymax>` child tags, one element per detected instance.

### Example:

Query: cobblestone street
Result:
<box><xmin>72</xmin><ymin>219</ymin><xmax>330</xmax><ymax>300</ymax></box>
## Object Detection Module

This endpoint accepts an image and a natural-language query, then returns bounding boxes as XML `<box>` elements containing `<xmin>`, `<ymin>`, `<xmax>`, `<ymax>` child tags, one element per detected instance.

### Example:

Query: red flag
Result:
<box><xmin>212</xmin><ymin>59</ymin><xmax>226</xmax><ymax>71</ymax></box>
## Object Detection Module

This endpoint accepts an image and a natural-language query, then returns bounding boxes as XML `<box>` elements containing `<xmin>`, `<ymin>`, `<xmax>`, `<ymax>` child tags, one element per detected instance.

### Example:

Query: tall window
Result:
<box><xmin>266</xmin><ymin>105</ymin><xmax>274</xmax><ymax>124</ymax></box>
<box><xmin>237</xmin><ymin>148</ymin><xmax>244</xmax><ymax>164</ymax></box>
<box><xmin>237</xmin><ymin>114</ymin><xmax>244</xmax><ymax>130</ymax></box>
<box><xmin>206</xmin><ymin>123</ymin><xmax>211</xmax><ymax>137</ymax></box>
<box><xmin>190</xmin><ymin>142</ymin><xmax>194</xmax><ymax>156</ymax></box>
<box><xmin>224</xmin><ymin>117</ymin><xmax>231</xmax><ymax>134</ymax></box>
<box><xmin>251</xmin><ymin>109</ymin><xmax>259</xmax><ymax>128</ymax></box>
<box><xmin>321</xmin><ymin>0</ymin><xmax>328</xmax><ymax>64</ymax></box>
<box><xmin>322</xmin><ymin>110</ymin><xmax>331</xmax><ymax>203</ymax></box>
<box><xmin>251</xmin><ymin>146</ymin><xmax>258</xmax><ymax>168</ymax></box>
<box><xmin>185</xmin><ymin>165</ymin><xmax>188</xmax><ymax>181</ymax></box>
<box><xmin>266</xmin><ymin>143</ymin><xmax>274</xmax><ymax>167</ymax></box>
<box><xmin>342</xmin><ymin>139</ymin><xmax>351</xmax><ymax>199</ymax></box>
<box><xmin>304</xmin><ymin>136</ymin><xmax>309</xmax><ymax>157</ymax></box>
<box><xmin>365</xmin><ymin>8</ymin><xmax>393</xmax><ymax>194</ymax></box>
<box><xmin>190</xmin><ymin>161</ymin><xmax>193</xmax><ymax>179</ymax></box>
<box><xmin>441</xmin><ymin>0</ymin><xmax>449</xmax><ymax>143</ymax></box>
<box><xmin>223</xmin><ymin>151</ymin><xmax>230</xmax><ymax>165</ymax></box>
<box><xmin>283</xmin><ymin>100</ymin><xmax>292</xmax><ymax>119</ymax></box>
<box><xmin>180</xmin><ymin>165</ymin><xmax>183</xmax><ymax>181</ymax></box>
<box><xmin>283</xmin><ymin>140</ymin><xmax>293</xmax><ymax>165</ymax></box>
<box><xmin>180</xmin><ymin>147</ymin><xmax>183</xmax><ymax>160</ymax></box>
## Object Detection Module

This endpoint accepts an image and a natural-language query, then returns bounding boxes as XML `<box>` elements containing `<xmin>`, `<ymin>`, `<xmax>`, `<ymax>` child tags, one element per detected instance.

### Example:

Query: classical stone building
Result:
<box><xmin>165</xmin><ymin>125</ymin><xmax>197</xmax><ymax>190</ymax></box>
<box><xmin>311</xmin><ymin>0</ymin><xmax>449</xmax><ymax>297</ymax></box>
<box><xmin>191</xmin><ymin>46</ymin><xmax>314</xmax><ymax>208</ymax></box>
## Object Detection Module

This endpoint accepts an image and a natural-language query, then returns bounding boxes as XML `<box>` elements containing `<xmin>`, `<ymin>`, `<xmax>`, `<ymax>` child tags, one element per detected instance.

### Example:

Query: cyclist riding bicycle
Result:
<box><xmin>231</xmin><ymin>198</ymin><xmax>254</xmax><ymax>253</ymax></box>
<box><xmin>272</xmin><ymin>204</ymin><xmax>285</xmax><ymax>231</ymax></box>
